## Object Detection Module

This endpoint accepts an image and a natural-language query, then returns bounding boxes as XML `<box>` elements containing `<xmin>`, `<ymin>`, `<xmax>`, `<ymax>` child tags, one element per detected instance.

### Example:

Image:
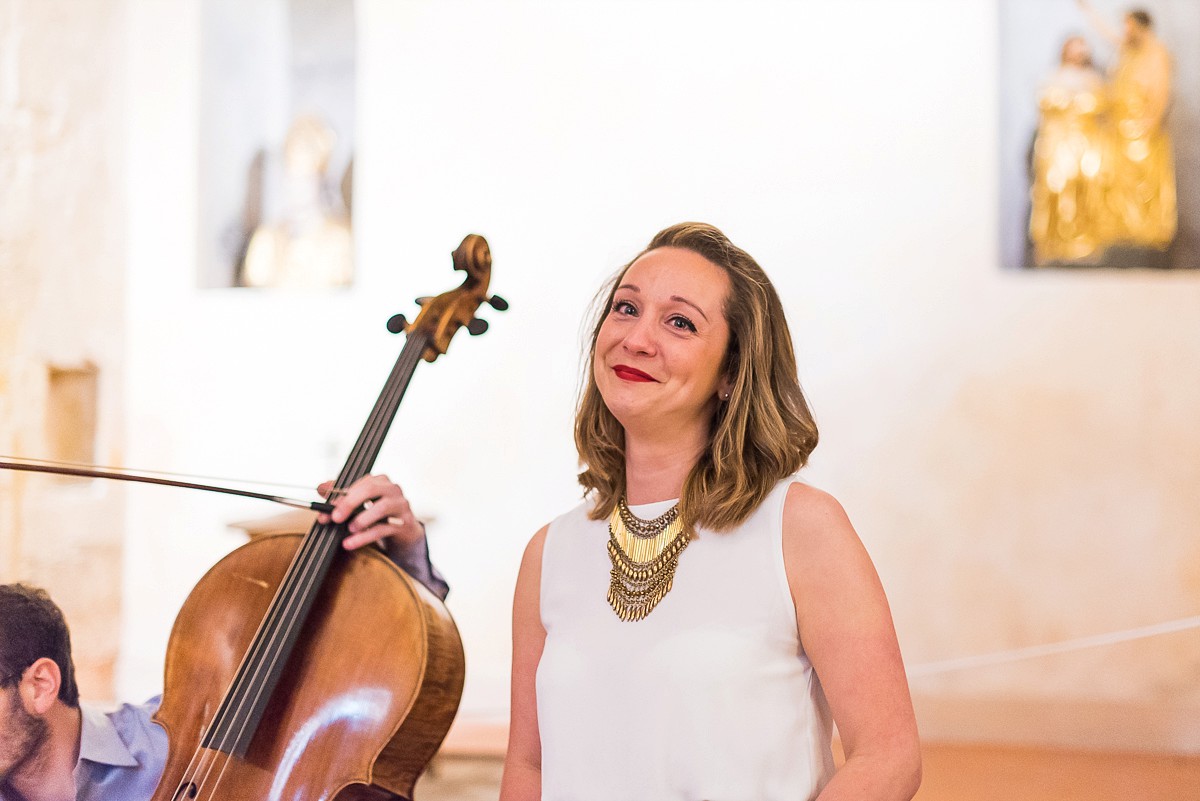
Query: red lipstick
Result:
<box><xmin>613</xmin><ymin>365</ymin><xmax>657</xmax><ymax>382</ymax></box>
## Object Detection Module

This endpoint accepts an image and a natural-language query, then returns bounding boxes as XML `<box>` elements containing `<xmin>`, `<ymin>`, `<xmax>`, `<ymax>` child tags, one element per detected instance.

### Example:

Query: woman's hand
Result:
<box><xmin>316</xmin><ymin>474</ymin><xmax>425</xmax><ymax>551</ymax></box>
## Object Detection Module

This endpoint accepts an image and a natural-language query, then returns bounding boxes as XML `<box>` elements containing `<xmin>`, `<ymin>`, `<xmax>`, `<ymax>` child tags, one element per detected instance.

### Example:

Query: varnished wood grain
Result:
<box><xmin>152</xmin><ymin>533</ymin><xmax>464</xmax><ymax>801</ymax></box>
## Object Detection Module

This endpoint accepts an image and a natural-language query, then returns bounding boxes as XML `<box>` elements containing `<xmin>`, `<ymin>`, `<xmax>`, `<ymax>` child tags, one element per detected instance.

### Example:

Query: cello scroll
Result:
<box><xmin>386</xmin><ymin>234</ymin><xmax>509</xmax><ymax>362</ymax></box>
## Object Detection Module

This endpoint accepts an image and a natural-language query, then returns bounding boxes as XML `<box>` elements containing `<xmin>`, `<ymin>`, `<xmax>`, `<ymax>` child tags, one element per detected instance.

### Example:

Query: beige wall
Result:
<box><xmin>0</xmin><ymin>0</ymin><xmax>127</xmax><ymax>700</ymax></box>
<box><xmin>4</xmin><ymin>0</ymin><xmax>1196</xmax><ymax>752</ymax></box>
<box><xmin>352</xmin><ymin>0</ymin><xmax>1200</xmax><ymax>751</ymax></box>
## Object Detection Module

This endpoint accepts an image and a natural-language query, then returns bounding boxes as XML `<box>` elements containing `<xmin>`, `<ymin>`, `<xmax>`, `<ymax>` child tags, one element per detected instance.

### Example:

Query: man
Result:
<box><xmin>1076</xmin><ymin>1</ymin><xmax>1176</xmax><ymax>253</ymax></box>
<box><xmin>1</xmin><ymin>583</ymin><xmax>110</xmax><ymax>801</ymax></box>
<box><xmin>0</xmin><ymin>475</ymin><xmax>445</xmax><ymax>801</ymax></box>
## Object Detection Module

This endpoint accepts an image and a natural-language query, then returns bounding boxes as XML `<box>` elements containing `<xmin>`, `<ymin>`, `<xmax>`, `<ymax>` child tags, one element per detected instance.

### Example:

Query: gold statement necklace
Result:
<box><xmin>606</xmin><ymin>496</ymin><xmax>691</xmax><ymax>622</ymax></box>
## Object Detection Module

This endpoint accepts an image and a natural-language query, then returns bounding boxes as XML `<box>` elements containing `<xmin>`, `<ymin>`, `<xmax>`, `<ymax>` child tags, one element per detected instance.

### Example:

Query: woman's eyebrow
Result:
<box><xmin>671</xmin><ymin>295</ymin><xmax>709</xmax><ymax>322</ymax></box>
<box><xmin>616</xmin><ymin>284</ymin><xmax>709</xmax><ymax>322</ymax></box>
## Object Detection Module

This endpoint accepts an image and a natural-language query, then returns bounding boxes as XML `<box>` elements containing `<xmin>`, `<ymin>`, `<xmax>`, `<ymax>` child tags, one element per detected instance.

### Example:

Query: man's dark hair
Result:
<box><xmin>1128</xmin><ymin>9</ymin><xmax>1153</xmax><ymax>29</ymax></box>
<box><xmin>0</xmin><ymin>583</ymin><xmax>80</xmax><ymax>707</ymax></box>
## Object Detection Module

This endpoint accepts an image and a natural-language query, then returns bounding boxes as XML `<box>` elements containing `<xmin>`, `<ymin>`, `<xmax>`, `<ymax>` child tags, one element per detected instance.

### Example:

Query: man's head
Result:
<box><xmin>0</xmin><ymin>584</ymin><xmax>78</xmax><ymax>707</ymax></box>
<box><xmin>0</xmin><ymin>584</ymin><xmax>78</xmax><ymax>784</ymax></box>
<box><xmin>1124</xmin><ymin>8</ymin><xmax>1153</xmax><ymax>45</ymax></box>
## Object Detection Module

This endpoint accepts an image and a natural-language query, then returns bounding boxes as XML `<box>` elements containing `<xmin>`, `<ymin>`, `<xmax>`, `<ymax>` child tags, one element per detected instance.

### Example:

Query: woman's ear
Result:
<box><xmin>717</xmin><ymin>375</ymin><xmax>734</xmax><ymax>402</ymax></box>
<box><xmin>20</xmin><ymin>657</ymin><xmax>63</xmax><ymax>715</ymax></box>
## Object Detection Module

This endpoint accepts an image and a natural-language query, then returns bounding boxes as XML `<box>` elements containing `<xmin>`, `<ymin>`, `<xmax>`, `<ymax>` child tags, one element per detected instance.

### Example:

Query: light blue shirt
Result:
<box><xmin>74</xmin><ymin>698</ymin><xmax>166</xmax><ymax>801</ymax></box>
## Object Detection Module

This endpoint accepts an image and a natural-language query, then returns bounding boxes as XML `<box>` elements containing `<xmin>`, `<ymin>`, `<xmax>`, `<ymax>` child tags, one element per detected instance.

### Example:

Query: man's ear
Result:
<box><xmin>20</xmin><ymin>657</ymin><xmax>62</xmax><ymax>715</ymax></box>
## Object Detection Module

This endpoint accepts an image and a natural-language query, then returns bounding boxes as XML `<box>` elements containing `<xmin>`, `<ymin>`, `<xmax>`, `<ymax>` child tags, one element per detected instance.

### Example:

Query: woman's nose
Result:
<box><xmin>621</xmin><ymin>315</ymin><xmax>657</xmax><ymax>355</ymax></box>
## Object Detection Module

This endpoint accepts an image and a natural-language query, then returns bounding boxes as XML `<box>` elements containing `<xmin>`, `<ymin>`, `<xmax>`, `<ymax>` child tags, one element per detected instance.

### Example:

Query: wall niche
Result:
<box><xmin>44</xmin><ymin>362</ymin><xmax>100</xmax><ymax>474</ymax></box>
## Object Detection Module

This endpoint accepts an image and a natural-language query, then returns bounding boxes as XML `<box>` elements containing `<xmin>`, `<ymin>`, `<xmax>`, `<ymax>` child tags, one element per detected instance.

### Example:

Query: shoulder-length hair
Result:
<box><xmin>574</xmin><ymin>222</ymin><xmax>818</xmax><ymax>532</ymax></box>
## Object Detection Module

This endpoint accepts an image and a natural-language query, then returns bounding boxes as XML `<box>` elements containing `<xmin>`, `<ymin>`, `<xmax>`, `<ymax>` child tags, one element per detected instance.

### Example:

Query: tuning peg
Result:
<box><xmin>487</xmin><ymin>294</ymin><xmax>509</xmax><ymax>311</ymax></box>
<box><xmin>415</xmin><ymin>296</ymin><xmax>433</xmax><ymax>306</ymax></box>
<box><xmin>386</xmin><ymin>314</ymin><xmax>408</xmax><ymax>334</ymax></box>
<box><xmin>466</xmin><ymin>318</ymin><xmax>489</xmax><ymax>336</ymax></box>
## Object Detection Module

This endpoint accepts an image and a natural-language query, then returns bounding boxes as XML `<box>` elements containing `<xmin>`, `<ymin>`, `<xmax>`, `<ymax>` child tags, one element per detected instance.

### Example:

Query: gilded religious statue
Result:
<box><xmin>1029</xmin><ymin>3</ymin><xmax>1176</xmax><ymax>266</ymax></box>
<box><xmin>1029</xmin><ymin>35</ymin><xmax>1114</xmax><ymax>264</ymax></box>
<box><xmin>241</xmin><ymin>114</ymin><xmax>354</xmax><ymax>288</ymax></box>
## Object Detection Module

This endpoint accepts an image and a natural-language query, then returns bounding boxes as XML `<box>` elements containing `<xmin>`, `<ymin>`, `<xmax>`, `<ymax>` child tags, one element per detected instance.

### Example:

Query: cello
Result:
<box><xmin>149</xmin><ymin>234</ymin><xmax>505</xmax><ymax>801</ymax></box>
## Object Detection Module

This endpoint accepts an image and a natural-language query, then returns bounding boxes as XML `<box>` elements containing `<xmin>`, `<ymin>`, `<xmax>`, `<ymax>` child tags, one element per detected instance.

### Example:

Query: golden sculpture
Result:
<box><xmin>242</xmin><ymin>114</ymin><xmax>354</xmax><ymax>289</ymax></box>
<box><xmin>1040</xmin><ymin>1</ymin><xmax>1180</xmax><ymax>266</ymax></box>
<box><xmin>1029</xmin><ymin>36</ymin><xmax>1118</xmax><ymax>265</ymax></box>
<box><xmin>1107</xmin><ymin>16</ymin><xmax>1176</xmax><ymax>248</ymax></box>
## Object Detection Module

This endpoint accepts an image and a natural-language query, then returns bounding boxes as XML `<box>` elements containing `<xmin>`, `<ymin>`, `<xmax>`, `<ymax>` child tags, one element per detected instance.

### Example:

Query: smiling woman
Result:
<box><xmin>593</xmin><ymin>247</ymin><xmax>733</xmax><ymax>461</ymax></box>
<box><xmin>577</xmin><ymin>224</ymin><xmax>820</xmax><ymax>534</ymax></box>
<box><xmin>500</xmin><ymin>223</ymin><xmax>922</xmax><ymax>801</ymax></box>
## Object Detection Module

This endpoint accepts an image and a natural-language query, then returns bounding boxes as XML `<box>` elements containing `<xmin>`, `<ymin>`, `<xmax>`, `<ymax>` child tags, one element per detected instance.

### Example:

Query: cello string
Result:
<box><xmin>177</xmin><ymin>697</ymin><xmax>233</xmax><ymax>801</ymax></box>
<box><xmin>186</xmin><ymin>487</ymin><xmax>360</xmax><ymax>787</ymax></box>
<box><xmin>223</xmin><ymin>327</ymin><xmax>420</xmax><ymax>744</ymax></box>
<box><xmin>194</xmin><ymin>509</ymin><xmax>345</xmax><ymax>786</ymax></box>
<box><xmin>196</xmin><ymin>752</ymin><xmax>235</xmax><ymax>801</ymax></box>
<box><xmin>200</xmin><ymin>336</ymin><xmax>422</xmax><ymax>793</ymax></box>
<box><xmin>200</xmin><ymin>331</ymin><xmax>428</xmax><ymax>794</ymax></box>
<box><xmin>190</xmin><ymin>519</ymin><xmax>341</xmax><ymax>793</ymax></box>
<box><xmin>187</xmin><ymin>751</ymin><xmax>227</xmax><ymax>801</ymax></box>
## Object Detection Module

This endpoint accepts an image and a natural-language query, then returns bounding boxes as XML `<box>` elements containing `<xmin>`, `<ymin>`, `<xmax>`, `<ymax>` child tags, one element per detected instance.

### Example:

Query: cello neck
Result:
<box><xmin>333</xmin><ymin>326</ymin><xmax>431</xmax><ymax>490</ymax></box>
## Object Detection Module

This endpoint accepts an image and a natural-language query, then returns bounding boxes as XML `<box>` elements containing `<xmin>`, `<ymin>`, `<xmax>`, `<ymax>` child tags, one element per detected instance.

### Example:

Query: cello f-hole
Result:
<box><xmin>172</xmin><ymin>781</ymin><xmax>198</xmax><ymax>800</ymax></box>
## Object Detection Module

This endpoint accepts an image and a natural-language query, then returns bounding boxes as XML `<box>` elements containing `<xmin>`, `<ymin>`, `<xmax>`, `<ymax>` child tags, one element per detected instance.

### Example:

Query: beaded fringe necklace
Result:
<box><xmin>606</xmin><ymin>496</ymin><xmax>691</xmax><ymax>622</ymax></box>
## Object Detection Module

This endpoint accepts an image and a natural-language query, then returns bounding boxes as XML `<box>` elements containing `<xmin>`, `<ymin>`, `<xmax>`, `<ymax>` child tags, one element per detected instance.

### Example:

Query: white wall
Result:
<box><xmin>121</xmin><ymin>0</ymin><xmax>1200</xmax><ymax>751</ymax></box>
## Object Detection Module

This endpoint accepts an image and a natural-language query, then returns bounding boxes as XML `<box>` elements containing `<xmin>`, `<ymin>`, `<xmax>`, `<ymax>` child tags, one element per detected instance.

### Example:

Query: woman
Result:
<box><xmin>501</xmin><ymin>223</ymin><xmax>921</xmax><ymax>800</ymax></box>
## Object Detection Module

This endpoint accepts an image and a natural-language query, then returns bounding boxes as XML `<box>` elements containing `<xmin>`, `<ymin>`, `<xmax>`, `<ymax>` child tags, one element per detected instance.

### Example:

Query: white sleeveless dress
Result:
<box><xmin>537</xmin><ymin>479</ymin><xmax>835</xmax><ymax>801</ymax></box>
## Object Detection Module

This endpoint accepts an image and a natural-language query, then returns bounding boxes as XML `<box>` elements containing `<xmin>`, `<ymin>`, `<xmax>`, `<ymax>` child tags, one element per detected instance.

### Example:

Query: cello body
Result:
<box><xmin>152</xmin><ymin>533</ymin><xmax>465</xmax><ymax>801</ymax></box>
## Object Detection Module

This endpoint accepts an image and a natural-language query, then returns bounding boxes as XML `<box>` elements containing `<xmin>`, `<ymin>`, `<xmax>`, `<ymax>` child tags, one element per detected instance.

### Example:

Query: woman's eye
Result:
<box><xmin>611</xmin><ymin>299</ymin><xmax>637</xmax><ymax>316</ymax></box>
<box><xmin>669</xmin><ymin>315</ymin><xmax>697</xmax><ymax>333</ymax></box>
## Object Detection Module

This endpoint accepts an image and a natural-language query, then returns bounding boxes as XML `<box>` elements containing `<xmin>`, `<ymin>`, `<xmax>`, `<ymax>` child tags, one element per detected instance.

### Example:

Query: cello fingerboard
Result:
<box><xmin>200</xmin><ymin>327</ymin><xmax>431</xmax><ymax>757</ymax></box>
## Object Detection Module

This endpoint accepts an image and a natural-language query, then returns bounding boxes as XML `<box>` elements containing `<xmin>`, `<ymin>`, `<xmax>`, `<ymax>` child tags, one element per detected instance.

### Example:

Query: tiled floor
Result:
<box><xmin>415</xmin><ymin>756</ymin><xmax>504</xmax><ymax>801</ymax></box>
<box><xmin>413</xmin><ymin>745</ymin><xmax>1200</xmax><ymax>801</ymax></box>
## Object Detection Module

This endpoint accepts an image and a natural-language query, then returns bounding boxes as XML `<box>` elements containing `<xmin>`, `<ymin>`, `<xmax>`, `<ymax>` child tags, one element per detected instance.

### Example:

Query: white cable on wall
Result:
<box><xmin>907</xmin><ymin>614</ymin><xmax>1200</xmax><ymax>678</ymax></box>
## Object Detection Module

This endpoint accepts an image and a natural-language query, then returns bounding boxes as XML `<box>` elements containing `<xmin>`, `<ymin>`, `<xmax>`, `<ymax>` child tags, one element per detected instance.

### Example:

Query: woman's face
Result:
<box><xmin>594</xmin><ymin>247</ymin><xmax>732</xmax><ymax>438</ymax></box>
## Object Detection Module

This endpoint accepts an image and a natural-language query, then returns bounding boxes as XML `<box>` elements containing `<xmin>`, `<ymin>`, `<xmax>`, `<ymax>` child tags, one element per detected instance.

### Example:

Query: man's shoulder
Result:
<box><xmin>105</xmin><ymin>696</ymin><xmax>164</xmax><ymax>741</ymax></box>
<box><xmin>76</xmin><ymin>697</ymin><xmax>168</xmax><ymax>801</ymax></box>
<box><xmin>82</xmin><ymin>696</ymin><xmax>165</xmax><ymax>758</ymax></box>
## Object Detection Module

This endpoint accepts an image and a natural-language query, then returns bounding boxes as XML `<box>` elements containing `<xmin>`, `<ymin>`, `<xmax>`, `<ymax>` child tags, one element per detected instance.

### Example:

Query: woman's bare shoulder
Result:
<box><xmin>781</xmin><ymin>481</ymin><xmax>873</xmax><ymax>579</ymax></box>
<box><xmin>520</xmin><ymin>524</ymin><xmax>550</xmax><ymax>570</ymax></box>
<box><xmin>783</xmin><ymin>482</ymin><xmax>852</xmax><ymax>534</ymax></box>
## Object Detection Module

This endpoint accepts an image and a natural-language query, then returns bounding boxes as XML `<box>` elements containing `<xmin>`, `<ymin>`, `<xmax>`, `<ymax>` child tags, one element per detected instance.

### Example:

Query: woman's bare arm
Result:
<box><xmin>783</xmin><ymin>484</ymin><xmax>922</xmax><ymax>800</ymax></box>
<box><xmin>499</xmin><ymin>525</ymin><xmax>549</xmax><ymax>801</ymax></box>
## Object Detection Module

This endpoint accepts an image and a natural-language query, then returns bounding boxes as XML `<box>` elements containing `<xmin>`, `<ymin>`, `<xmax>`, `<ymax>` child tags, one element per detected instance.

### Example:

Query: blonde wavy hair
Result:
<box><xmin>575</xmin><ymin>222</ymin><xmax>818</xmax><ymax>532</ymax></box>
